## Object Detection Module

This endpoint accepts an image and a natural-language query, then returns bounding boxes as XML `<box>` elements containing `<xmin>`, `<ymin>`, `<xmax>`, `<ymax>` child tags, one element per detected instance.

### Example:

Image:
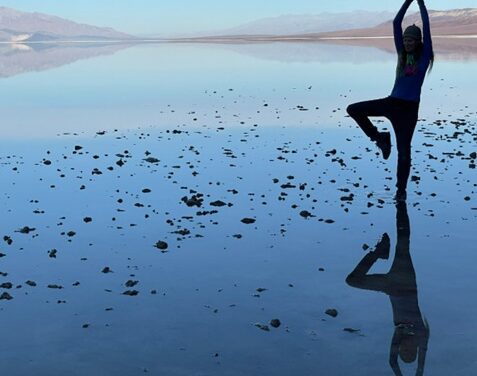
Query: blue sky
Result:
<box><xmin>1</xmin><ymin>0</ymin><xmax>475</xmax><ymax>35</ymax></box>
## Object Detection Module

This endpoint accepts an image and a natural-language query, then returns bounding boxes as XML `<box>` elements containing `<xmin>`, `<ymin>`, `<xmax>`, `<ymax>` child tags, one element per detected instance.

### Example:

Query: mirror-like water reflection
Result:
<box><xmin>0</xmin><ymin>41</ymin><xmax>475</xmax><ymax>375</ymax></box>
<box><xmin>347</xmin><ymin>202</ymin><xmax>429</xmax><ymax>376</ymax></box>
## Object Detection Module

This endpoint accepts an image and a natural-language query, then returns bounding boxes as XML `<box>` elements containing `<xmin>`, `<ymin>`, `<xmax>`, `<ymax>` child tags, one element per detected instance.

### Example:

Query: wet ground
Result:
<box><xmin>0</xmin><ymin>43</ymin><xmax>476</xmax><ymax>375</ymax></box>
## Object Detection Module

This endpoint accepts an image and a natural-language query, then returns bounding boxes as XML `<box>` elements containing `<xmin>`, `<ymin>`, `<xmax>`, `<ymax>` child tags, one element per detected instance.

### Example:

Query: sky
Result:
<box><xmin>1</xmin><ymin>0</ymin><xmax>475</xmax><ymax>35</ymax></box>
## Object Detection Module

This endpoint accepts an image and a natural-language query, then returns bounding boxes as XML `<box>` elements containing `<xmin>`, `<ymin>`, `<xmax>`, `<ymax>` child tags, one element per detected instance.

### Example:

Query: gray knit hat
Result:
<box><xmin>403</xmin><ymin>24</ymin><xmax>422</xmax><ymax>41</ymax></box>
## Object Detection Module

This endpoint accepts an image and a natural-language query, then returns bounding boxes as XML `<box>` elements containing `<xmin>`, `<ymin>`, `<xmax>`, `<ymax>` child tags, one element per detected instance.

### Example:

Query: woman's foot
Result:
<box><xmin>375</xmin><ymin>132</ymin><xmax>391</xmax><ymax>160</ymax></box>
<box><xmin>374</xmin><ymin>232</ymin><xmax>390</xmax><ymax>259</ymax></box>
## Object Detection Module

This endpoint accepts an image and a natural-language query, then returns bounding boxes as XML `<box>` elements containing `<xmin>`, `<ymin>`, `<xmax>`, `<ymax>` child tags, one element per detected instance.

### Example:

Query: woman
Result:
<box><xmin>347</xmin><ymin>0</ymin><xmax>434</xmax><ymax>201</ymax></box>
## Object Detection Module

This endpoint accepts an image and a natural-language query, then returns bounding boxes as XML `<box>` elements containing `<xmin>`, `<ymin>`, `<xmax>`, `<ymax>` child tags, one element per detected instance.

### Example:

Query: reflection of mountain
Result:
<box><xmin>214</xmin><ymin>42</ymin><xmax>391</xmax><ymax>64</ymax></box>
<box><xmin>204</xmin><ymin>37</ymin><xmax>477</xmax><ymax>63</ymax></box>
<box><xmin>0</xmin><ymin>43</ymin><xmax>131</xmax><ymax>78</ymax></box>
<box><xmin>319</xmin><ymin>37</ymin><xmax>477</xmax><ymax>62</ymax></box>
<box><xmin>0</xmin><ymin>6</ymin><xmax>133</xmax><ymax>42</ymax></box>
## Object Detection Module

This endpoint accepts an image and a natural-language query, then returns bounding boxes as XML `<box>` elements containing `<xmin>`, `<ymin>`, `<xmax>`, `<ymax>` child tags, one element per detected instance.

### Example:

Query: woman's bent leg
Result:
<box><xmin>347</xmin><ymin>97</ymin><xmax>393</xmax><ymax>140</ymax></box>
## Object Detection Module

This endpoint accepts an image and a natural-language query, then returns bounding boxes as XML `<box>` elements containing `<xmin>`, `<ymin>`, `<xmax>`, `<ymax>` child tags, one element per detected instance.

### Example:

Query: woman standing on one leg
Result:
<box><xmin>347</xmin><ymin>0</ymin><xmax>434</xmax><ymax>201</ymax></box>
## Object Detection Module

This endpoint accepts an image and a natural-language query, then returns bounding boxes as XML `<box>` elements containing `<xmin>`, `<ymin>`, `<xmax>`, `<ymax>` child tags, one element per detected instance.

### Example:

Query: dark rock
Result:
<box><xmin>210</xmin><ymin>200</ymin><xmax>226</xmax><ymax>207</ymax></box>
<box><xmin>325</xmin><ymin>309</ymin><xmax>338</xmax><ymax>318</ymax></box>
<box><xmin>299</xmin><ymin>210</ymin><xmax>313</xmax><ymax>219</ymax></box>
<box><xmin>144</xmin><ymin>157</ymin><xmax>160</xmax><ymax>164</ymax></box>
<box><xmin>154</xmin><ymin>241</ymin><xmax>168</xmax><ymax>250</ymax></box>
<box><xmin>125</xmin><ymin>280</ymin><xmax>139</xmax><ymax>288</ymax></box>
<box><xmin>47</xmin><ymin>284</ymin><xmax>63</xmax><ymax>289</ymax></box>
<box><xmin>343</xmin><ymin>328</ymin><xmax>360</xmax><ymax>333</ymax></box>
<box><xmin>0</xmin><ymin>292</ymin><xmax>13</xmax><ymax>300</ymax></box>
<box><xmin>123</xmin><ymin>290</ymin><xmax>139</xmax><ymax>296</ymax></box>
<box><xmin>270</xmin><ymin>319</ymin><xmax>281</xmax><ymax>328</ymax></box>
<box><xmin>16</xmin><ymin>226</ymin><xmax>36</xmax><ymax>234</ymax></box>
<box><xmin>254</xmin><ymin>323</ymin><xmax>270</xmax><ymax>331</ymax></box>
<box><xmin>241</xmin><ymin>218</ymin><xmax>256</xmax><ymax>224</ymax></box>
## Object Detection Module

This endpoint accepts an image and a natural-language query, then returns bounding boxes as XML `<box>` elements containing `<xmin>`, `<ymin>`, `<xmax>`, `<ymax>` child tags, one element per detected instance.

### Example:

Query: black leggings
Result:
<box><xmin>347</xmin><ymin>96</ymin><xmax>419</xmax><ymax>191</ymax></box>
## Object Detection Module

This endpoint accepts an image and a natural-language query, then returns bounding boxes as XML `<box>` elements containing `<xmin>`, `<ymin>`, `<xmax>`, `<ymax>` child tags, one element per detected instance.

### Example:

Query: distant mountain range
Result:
<box><xmin>216</xmin><ymin>11</ymin><xmax>395</xmax><ymax>36</ymax></box>
<box><xmin>315</xmin><ymin>8</ymin><xmax>477</xmax><ymax>38</ymax></box>
<box><xmin>1</xmin><ymin>6</ymin><xmax>476</xmax><ymax>44</ymax></box>
<box><xmin>170</xmin><ymin>8</ymin><xmax>477</xmax><ymax>42</ymax></box>
<box><xmin>0</xmin><ymin>6</ymin><xmax>133</xmax><ymax>42</ymax></box>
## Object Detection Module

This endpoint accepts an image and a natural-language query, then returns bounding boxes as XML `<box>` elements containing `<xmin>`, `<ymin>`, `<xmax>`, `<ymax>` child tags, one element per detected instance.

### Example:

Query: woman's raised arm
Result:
<box><xmin>394</xmin><ymin>0</ymin><xmax>414</xmax><ymax>52</ymax></box>
<box><xmin>417</xmin><ymin>0</ymin><xmax>433</xmax><ymax>59</ymax></box>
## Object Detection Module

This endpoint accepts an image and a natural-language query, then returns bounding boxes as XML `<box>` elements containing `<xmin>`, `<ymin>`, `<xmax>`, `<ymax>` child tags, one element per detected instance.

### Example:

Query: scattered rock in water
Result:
<box><xmin>0</xmin><ymin>282</ymin><xmax>13</xmax><ymax>289</ymax></box>
<box><xmin>299</xmin><ymin>210</ymin><xmax>313</xmax><ymax>219</ymax></box>
<box><xmin>181</xmin><ymin>195</ymin><xmax>203</xmax><ymax>208</ymax></box>
<box><xmin>25</xmin><ymin>280</ymin><xmax>37</xmax><ymax>287</ymax></box>
<box><xmin>325</xmin><ymin>309</ymin><xmax>338</xmax><ymax>318</ymax></box>
<box><xmin>0</xmin><ymin>292</ymin><xmax>13</xmax><ymax>300</ymax></box>
<box><xmin>123</xmin><ymin>290</ymin><xmax>139</xmax><ymax>296</ymax></box>
<box><xmin>48</xmin><ymin>249</ymin><xmax>57</xmax><ymax>258</ymax></box>
<box><xmin>343</xmin><ymin>328</ymin><xmax>360</xmax><ymax>333</ymax></box>
<box><xmin>241</xmin><ymin>218</ymin><xmax>256</xmax><ymax>224</ymax></box>
<box><xmin>270</xmin><ymin>319</ymin><xmax>281</xmax><ymax>328</ymax></box>
<box><xmin>83</xmin><ymin>217</ymin><xmax>93</xmax><ymax>223</ymax></box>
<box><xmin>15</xmin><ymin>226</ymin><xmax>36</xmax><ymax>234</ymax></box>
<box><xmin>101</xmin><ymin>267</ymin><xmax>112</xmax><ymax>274</ymax></box>
<box><xmin>154</xmin><ymin>241</ymin><xmax>168</xmax><ymax>251</ymax></box>
<box><xmin>254</xmin><ymin>323</ymin><xmax>270</xmax><ymax>332</ymax></box>
<box><xmin>210</xmin><ymin>200</ymin><xmax>227</xmax><ymax>207</ymax></box>
<box><xmin>125</xmin><ymin>280</ymin><xmax>139</xmax><ymax>288</ymax></box>
<box><xmin>143</xmin><ymin>157</ymin><xmax>160</xmax><ymax>164</ymax></box>
<box><xmin>47</xmin><ymin>284</ymin><xmax>63</xmax><ymax>289</ymax></box>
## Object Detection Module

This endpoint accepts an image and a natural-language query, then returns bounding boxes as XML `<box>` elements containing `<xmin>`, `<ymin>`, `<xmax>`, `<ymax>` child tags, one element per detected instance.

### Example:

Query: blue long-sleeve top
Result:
<box><xmin>390</xmin><ymin>0</ymin><xmax>433</xmax><ymax>102</ymax></box>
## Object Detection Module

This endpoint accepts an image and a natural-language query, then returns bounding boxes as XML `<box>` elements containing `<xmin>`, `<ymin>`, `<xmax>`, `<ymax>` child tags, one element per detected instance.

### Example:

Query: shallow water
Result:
<box><xmin>0</xmin><ymin>42</ymin><xmax>476</xmax><ymax>375</ymax></box>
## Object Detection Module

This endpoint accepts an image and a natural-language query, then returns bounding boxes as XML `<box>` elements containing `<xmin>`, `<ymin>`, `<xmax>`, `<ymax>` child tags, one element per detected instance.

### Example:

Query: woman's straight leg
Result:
<box><xmin>389</xmin><ymin>102</ymin><xmax>419</xmax><ymax>191</ymax></box>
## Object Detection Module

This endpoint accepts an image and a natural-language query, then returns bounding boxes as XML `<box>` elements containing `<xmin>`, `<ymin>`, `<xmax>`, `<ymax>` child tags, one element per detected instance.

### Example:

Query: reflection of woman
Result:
<box><xmin>346</xmin><ymin>201</ymin><xmax>429</xmax><ymax>376</ymax></box>
<box><xmin>347</xmin><ymin>0</ymin><xmax>434</xmax><ymax>201</ymax></box>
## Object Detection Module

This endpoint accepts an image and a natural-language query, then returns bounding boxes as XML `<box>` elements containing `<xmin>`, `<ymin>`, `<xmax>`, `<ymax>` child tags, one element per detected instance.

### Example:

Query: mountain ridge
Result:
<box><xmin>305</xmin><ymin>8</ymin><xmax>477</xmax><ymax>38</ymax></box>
<box><xmin>0</xmin><ymin>6</ymin><xmax>133</xmax><ymax>42</ymax></box>
<box><xmin>214</xmin><ymin>11</ymin><xmax>396</xmax><ymax>36</ymax></box>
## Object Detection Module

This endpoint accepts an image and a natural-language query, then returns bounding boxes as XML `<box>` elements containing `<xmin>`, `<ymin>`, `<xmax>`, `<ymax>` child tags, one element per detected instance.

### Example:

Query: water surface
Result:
<box><xmin>0</xmin><ymin>41</ymin><xmax>476</xmax><ymax>376</ymax></box>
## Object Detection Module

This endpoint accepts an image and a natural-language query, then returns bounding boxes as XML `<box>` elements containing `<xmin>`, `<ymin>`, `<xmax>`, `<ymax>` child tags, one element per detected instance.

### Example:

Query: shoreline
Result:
<box><xmin>0</xmin><ymin>34</ymin><xmax>477</xmax><ymax>46</ymax></box>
